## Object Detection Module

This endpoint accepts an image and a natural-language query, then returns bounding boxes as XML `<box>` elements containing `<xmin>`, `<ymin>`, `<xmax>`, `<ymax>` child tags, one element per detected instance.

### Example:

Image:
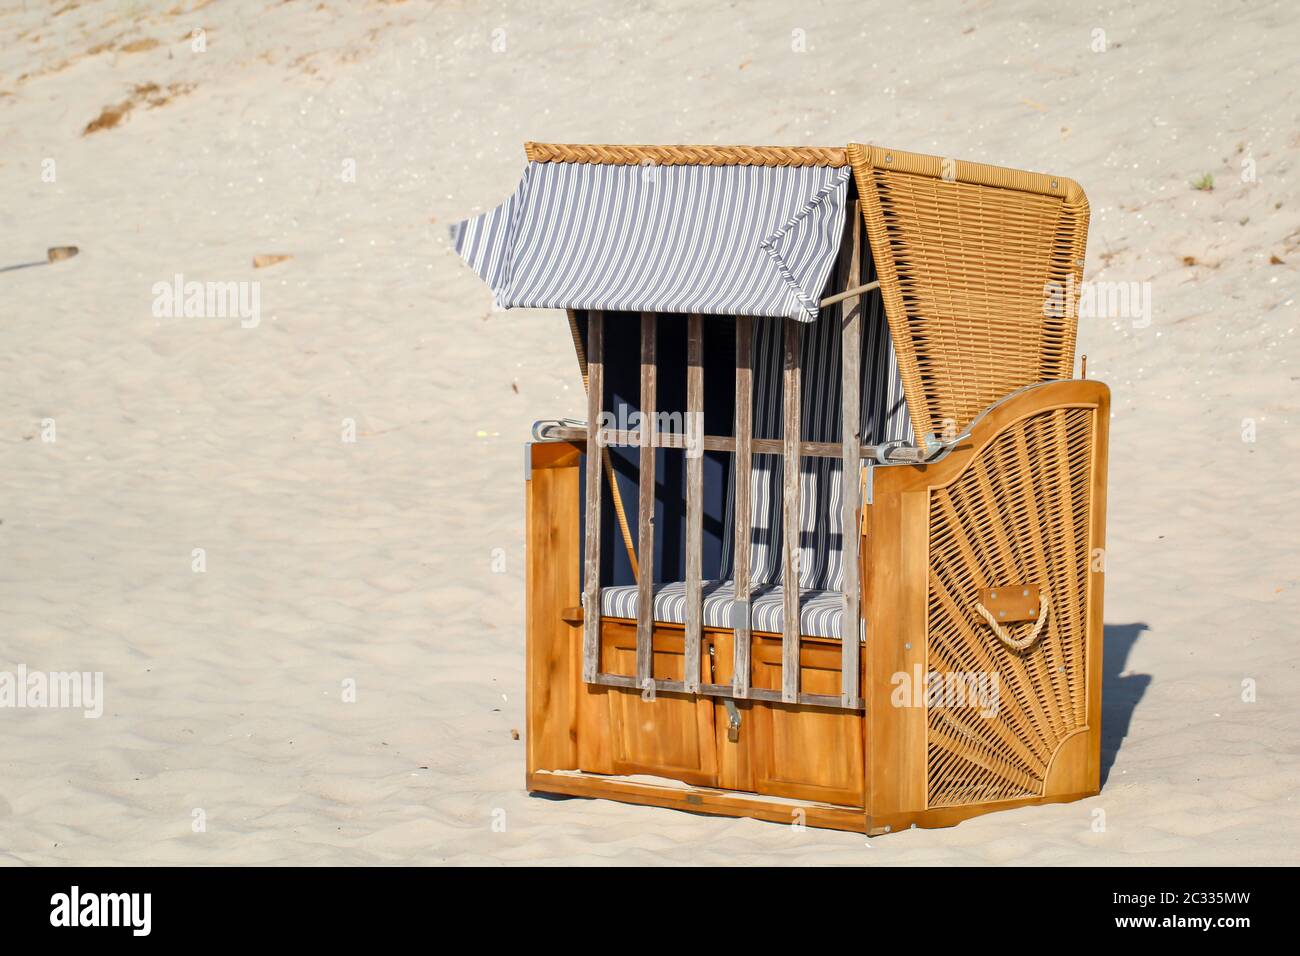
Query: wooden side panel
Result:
<box><xmin>863</xmin><ymin>473</ymin><xmax>930</xmax><ymax>822</ymax></box>
<box><xmin>526</xmin><ymin>443</ymin><xmax>582</xmax><ymax>774</ymax></box>
<box><xmin>1084</xmin><ymin>392</ymin><xmax>1110</xmax><ymax>794</ymax></box>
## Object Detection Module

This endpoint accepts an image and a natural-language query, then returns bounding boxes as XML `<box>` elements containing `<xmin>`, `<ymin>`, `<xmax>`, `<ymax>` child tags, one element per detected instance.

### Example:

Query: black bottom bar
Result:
<box><xmin>0</xmin><ymin>866</ymin><xmax>1280</xmax><ymax>940</ymax></box>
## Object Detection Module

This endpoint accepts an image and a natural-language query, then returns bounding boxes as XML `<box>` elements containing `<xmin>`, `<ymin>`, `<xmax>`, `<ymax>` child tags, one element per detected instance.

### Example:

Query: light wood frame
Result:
<box><xmin>518</xmin><ymin>141</ymin><xmax>1105</xmax><ymax>835</ymax></box>
<box><xmin>526</xmin><ymin>378</ymin><xmax>1109</xmax><ymax>834</ymax></box>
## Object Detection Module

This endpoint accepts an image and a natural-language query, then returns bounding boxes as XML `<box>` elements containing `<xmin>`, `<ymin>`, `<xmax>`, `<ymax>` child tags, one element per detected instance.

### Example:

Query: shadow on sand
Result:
<box><xmin>1101</xmin><ymin>622</ymin><xmax>1151</xmax><ymax>786</ymax></box>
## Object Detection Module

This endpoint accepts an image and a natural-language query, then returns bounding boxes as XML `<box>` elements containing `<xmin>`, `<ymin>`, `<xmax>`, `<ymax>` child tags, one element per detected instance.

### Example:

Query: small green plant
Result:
<box><xmin>1191</xmin><ymin>172</ymin><xmax>1215</xmax><ymax>191</ymax></box>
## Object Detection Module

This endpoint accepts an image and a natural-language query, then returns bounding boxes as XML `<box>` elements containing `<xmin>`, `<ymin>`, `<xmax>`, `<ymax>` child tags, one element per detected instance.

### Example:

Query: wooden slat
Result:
<box><xmin>635</xmin><ymin>312</ymin><xmax>657</xmax><ymax>688</ymax></box>
<box><xmin>535</xmin><ymin>426</ymin><xmax>910</xmax><ymax>462</ymax></box>
<box><xmin>581</xmin><ymin>312</ymin><xmax>604</xmax><ymax>682</ymax></box>
<box><xmin>526</xmin><ymin>444</ymin><xmax>583</xmax><ymax>772</ymax></box>
<box><xmin>820</xmin><ymin>278</ymin><xmax>881</xmax><ymax>309</ymax></box>
<box><xmin>733</xmin><ymin>316</ymin><xmax>753</xmax><ymax>698</ymax></box>
<box><xmin>565</xmin><ymin>309</ymin><xmax>639</xmax><ymax>577</ymax></box>
<box><xmin>781</xmin><ymin>317</ymin><xmax>801</xmax><ymax>703</ymax></box>
<box><xmin>528</xmin><ymin>770</ymin><xmax>870</xmax><ymax>833</ymax></box>
<box><xmin>588</xmin><ymin>673</ymin><xmax>859</xmax><ymax>711</ymax></box>
<box><xmin>683</xmin><ymin>314</ymin><xmax>704</xmax><ymax>693</ymax></box>
<box><xmin>840</xmin><ymin>203</ymin><xmax>863</xmax><ymax>707</ymax></box>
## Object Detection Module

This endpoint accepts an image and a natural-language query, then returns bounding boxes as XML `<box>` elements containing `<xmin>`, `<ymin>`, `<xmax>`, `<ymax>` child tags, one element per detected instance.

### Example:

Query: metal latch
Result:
<box><xmin>723</xmin><ymin>698</ymin><xmax>742</xmax><ymax>743</ymax></box>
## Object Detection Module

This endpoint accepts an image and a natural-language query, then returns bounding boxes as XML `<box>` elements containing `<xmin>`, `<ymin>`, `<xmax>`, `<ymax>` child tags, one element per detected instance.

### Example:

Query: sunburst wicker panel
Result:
<box><xmin>848</xmin><ymin>144</ymin><xmax>1089</xmax><ymax>444</ymax></box>
<box><xmin>924</xmin><ymin>405</ymin><xmax>1095</xmax><ymax>808</ymax></box>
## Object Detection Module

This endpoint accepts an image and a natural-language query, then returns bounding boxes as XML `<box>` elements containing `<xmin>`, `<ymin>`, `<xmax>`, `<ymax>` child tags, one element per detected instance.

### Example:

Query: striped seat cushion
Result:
<box><xmin>600</xmin><ymin>580</ymin><xmax>859</xmax><ymax>641</ymax></box>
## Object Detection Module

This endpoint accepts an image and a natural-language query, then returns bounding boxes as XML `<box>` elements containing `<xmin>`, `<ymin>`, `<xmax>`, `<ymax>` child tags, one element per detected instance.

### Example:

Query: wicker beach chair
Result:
<box><xmin>451</xmin><ymin>142</ymin><xmax>1108</xmax><ymax>833</ymax></box>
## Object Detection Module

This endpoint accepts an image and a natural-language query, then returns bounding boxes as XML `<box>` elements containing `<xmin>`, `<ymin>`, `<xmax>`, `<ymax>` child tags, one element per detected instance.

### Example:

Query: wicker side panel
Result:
<box><xmin>924</xmin><ymin>405</ymin><xmax>1095</xmax><ymax>808</ymax></box>
<box><xmin>847</xmin><ymin>143</ymin><xmax>1090</xmax><ymax>444</ymax></box>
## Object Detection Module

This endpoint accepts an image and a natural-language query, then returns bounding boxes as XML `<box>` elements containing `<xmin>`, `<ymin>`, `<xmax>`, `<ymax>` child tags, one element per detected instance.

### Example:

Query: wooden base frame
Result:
<box><xmin>526</xmin><ymin>380</ymin><xmax>1109</xmax><ymax>836</ymax></box>
<box><xmin>529</xmin><ymin>769</ymin><xmax>869</xmax><ymax>833</ymax></box>
<box><xmin>528</xmin><ymin>771</ymin><xmax>1098</xmax><ymax>836</ymax></box>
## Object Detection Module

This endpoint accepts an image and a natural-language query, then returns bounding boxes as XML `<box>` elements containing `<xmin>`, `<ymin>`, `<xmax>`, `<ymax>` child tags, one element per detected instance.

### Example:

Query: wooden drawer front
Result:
<box><xmin>597</xmin><ymin>624</ymin><xmax>718</xmax><ymax>787</ymax></box>
<box><xmin>749</xmin><ymin>637</ymin><xmax>864</xmax><ymax>806</ymax></box>
<box><xmin>579</xmin><ymin>624</ymin><xmax>862</xmax><ymax>804</ymax></box>
<box><xmin>710</xmin><ymin>633</ymin><xmax>865</xmax><ymax>807</ymax></box>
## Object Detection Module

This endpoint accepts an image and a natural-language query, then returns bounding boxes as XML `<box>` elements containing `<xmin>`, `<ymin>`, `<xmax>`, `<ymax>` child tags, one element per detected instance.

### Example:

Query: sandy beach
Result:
<box><xmin>1</xmin><ymin>0</ymin><xmax>1297</xmax><ymax>864</ymax></box>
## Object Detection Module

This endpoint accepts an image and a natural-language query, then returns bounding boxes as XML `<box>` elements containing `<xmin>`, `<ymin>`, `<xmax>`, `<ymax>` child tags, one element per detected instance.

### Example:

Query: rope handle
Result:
<box><xmin>975</xmin><ymin>593</ymin><xmax>1049</xmax><ymax>652</ymax></box>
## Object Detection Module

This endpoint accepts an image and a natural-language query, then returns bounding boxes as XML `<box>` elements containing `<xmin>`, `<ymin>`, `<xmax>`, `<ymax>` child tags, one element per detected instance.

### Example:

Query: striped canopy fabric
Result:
<box><xmin>450</xmin><ymin>161</ymin><xmax>853</xmax><ymax>322</ymax></box>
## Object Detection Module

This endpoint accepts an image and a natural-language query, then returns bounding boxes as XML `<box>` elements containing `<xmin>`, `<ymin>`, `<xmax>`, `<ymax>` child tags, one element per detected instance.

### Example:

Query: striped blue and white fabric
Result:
<box><xmin>600</xmin><ymin>240</ymin><xmax>913</xmax><ymax>639</ymax></box>
<box><xmin>450</xmin><ymin>162</ymin><xmax>853</xmax><ymax>322</ymax></box>
<box><xmin>601</xmin><ymin>580</ymin><xmax>847</xmax><ymax>640</ymax></box>
<box><xmin>718</xmin><ymin>268</ymin><xmax>913</xmax><ymax>597</ymax></box>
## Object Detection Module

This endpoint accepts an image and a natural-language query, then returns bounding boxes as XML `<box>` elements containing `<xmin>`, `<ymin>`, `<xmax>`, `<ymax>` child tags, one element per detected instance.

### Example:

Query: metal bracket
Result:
<box><xmin>872</xmin><ymin>426</ymin><xmax>974</xmax><ymax>467</ymax></box>
<box><xmin>532</xmin><ymin>417</ymin><xmax>586</xmax><ymax>442</ymax></box>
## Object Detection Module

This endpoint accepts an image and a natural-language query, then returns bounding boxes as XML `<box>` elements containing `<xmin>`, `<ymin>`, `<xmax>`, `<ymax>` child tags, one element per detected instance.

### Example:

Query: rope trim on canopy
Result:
<box><xmin>525</xmin><ymin>142</ymin><xmax>848</xmax><ymax>168</ymax></box>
